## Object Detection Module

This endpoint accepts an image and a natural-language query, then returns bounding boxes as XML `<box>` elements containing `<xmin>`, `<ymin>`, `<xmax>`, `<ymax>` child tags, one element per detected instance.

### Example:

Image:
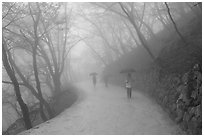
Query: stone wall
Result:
<box><xmin>134</xmin><ymin>64</ymin><xmax>202</xmax><ymax>135</ymax></box>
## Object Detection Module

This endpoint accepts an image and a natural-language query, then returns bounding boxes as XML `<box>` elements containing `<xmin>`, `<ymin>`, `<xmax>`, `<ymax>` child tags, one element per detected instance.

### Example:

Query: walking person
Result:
<box><xmin>120</xmin><ymin>68</ymin><xmax>136</xmax><ymax>99</ymax></box>
<box><xmin>90</xmin><ymin>72</ymin><xmax>97</xmax><ymax>88</ymax></box>
<box><xmin>125</xmin><ymin>73</ymin><xmax>133</xmax><ymax>99</ymax></box>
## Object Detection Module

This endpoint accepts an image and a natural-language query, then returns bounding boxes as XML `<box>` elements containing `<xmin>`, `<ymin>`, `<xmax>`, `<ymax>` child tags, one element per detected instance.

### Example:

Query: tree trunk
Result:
<box><xmin>39</xmin><ymin>103</ymin><xmax>48</xmax><ymax>121</ymax></box>
<box><xmin>53</xmin><ymin>72</ymin><xmax>61</xmax><ymax>94</ymax></box>
<box><xmin>10</xmin><ymin>57</ymin><xmax>55</xmax><ymax>119</ymax></box>
<box><xmin>2</xmin><ymin>44</ymin><xmax>32</xmax><ymax>129</ymax></box>
<box><xmin>32</xmin><ymin>46</ymin><xmax>48</xmax><ymax>122</ymax></box>
<box><xmin>31</xmin><ymin>7</ymin><xmax>49</xmax><ymax>121</ymax></box>
<box><xmin>40</xmin><ymin>97</ymin><xmax>55</xmax><ymax>118</ymax></box>
<box><xmin>46</xmin><ymin>75</ymin><xmax>54</xmax><ymax>94</ymax></box>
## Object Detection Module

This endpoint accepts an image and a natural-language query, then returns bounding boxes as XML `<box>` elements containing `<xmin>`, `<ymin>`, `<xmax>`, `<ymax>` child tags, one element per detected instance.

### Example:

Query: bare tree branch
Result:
<box><xmin>2</xmin><ymin>80</ymin><xmax>25</xmax><ymax>86</ymax></box>
<box><xmin>119</xmin><ymin>2</ymin><xmax>156</xmax><ymax>60</ymax></box>
<box><xmin>2</xmin><ymin>3</ymin><xmax>16</xmax><ymax>19</ymax></box>
<box><xmin>83</xmin><ymin>40</ymin><xmax>107</xmax><ymax>66</ymax></box>
<box><xmin>165</xmin><ymin>2</ymin><xmax>187</xmax><ymax>45</ymax></box>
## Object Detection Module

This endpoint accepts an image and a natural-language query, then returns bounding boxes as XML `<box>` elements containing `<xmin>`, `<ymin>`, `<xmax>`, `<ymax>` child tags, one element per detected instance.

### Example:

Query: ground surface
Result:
<box><xmin>20</xmin><ymin>82</ymin><xmax>185</xmax><ymax>135</ymax></box>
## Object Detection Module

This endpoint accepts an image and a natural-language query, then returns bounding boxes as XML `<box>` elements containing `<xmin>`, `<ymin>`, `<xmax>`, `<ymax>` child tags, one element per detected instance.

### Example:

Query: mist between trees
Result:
<box><xmin>2</xmin><ymin>2</ymin><xmax>201</xmax><ymax>134</ymax></box>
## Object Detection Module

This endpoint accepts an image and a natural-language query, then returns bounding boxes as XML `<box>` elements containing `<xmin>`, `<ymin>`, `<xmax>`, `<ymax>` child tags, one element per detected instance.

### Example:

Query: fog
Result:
<box><xmin>2</xmin><ymin>2</ymin><xmax>201</xmax><ymax>135</ymax></box>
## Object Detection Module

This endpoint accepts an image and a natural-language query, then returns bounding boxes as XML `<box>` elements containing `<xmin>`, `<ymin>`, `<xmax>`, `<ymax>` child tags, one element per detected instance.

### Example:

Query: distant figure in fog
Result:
<box><xmin>90</xmin><ymin>72</ymin><xmax>98</xmax><ymax>88</ymax></box>
<box><xmin>125</xmin><ymin>73</ymin><xmax>133</xmax><ymax>99</ymax></box>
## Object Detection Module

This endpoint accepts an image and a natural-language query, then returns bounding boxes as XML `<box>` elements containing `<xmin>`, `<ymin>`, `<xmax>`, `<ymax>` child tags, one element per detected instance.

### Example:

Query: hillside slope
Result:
<box><xmin>157</xmin><ymin>14</ymin><xmax>201</xmax><ymax>74</ymax></box>
<box><xmin>103</xmin><ymin>10</ymin><xmax>202</xmax><ymax>135</ymax></box>
<box><xmin>104</xmin><ymin>10</ymin><xmax>201</xmax><ymax>79</ymax></box>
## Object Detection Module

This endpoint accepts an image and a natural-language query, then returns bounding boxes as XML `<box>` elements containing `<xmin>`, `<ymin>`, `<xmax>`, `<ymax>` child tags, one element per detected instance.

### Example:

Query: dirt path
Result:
<box><xmin>20</xmin><ymin>82</ymin><xmax>184</xmax><ymax>135</ymax></box>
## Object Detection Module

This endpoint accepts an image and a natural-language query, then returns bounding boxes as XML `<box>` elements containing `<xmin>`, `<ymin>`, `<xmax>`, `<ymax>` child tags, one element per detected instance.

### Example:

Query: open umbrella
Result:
<box><xmin>89</xmin><ymin>72</ymin><xmax>98</xmax><ymax>76</ymax></box>
<box><xmin>120</xmin><ymin>68</ymin><xmax>136</xmax><ymax>74</ymax></box>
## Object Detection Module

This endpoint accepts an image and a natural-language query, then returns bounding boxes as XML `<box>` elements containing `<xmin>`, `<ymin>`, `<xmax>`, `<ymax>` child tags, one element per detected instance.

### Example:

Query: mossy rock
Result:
<box><xmin>187</xmin><ymin>117</ymin><xmax>200</xmax><ymax>134</ymax></box>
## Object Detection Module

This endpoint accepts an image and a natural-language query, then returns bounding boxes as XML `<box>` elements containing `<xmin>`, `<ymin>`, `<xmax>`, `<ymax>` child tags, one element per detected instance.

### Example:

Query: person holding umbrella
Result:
<box><xmin>125</xmin><ymin>73</ymin><xmax>133</xmax><ymax>99</ymax></box>
<box><xmin>89</xmin><ymin>72</ymin><xmax>98</xmax><ymax>88</ymax></box>
<box><xmin>120</xmin><ymin>68</ymin><xmax>135</xmax><ymax>99</ymax></box>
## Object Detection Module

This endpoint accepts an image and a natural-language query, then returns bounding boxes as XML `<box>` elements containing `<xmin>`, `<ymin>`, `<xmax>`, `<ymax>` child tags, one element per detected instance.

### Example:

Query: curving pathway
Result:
<box><xmin>20</xmin><ymin>82</ymin><xmax>185</xmax><ymax>135</ymax></box>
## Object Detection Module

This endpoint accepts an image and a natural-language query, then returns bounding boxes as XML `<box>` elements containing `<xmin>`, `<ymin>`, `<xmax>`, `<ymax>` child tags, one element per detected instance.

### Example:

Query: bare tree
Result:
<box><xmin>28</xmin><ymin>3</ymin><xmax>48</xmax><ymax>121</ymax></box>
<box><xmin>3</xmin><ymin>2</ymin><xmax>55</xmax><ymax>121</ymax></box>
<box><xmin>165</xmin><ymin>2</ymin><xmax>187</xmax><ymax>45</ymax></box>
<box><xmin>2</xmin><ymin>39</ymin><xmax>32</xmax><ymax>129</ymax></box>
<box><xmin>118</xmin><ymin>3</ymin><xmax>156</xmax><ymax>60</ymax></box>
<box><xmin>39</xmin><ymin>3</ymin><xmax>80</xmax><ymax>96</ymax></box>
<box><xmin>153</xmin><ymin>2</ymin><xmax>171</xmax><ymax>32</ymax></box>
<box><xmin>92</xmin><ymin>3</ymin><xmax>156</xmax><ymax>60</ymax></box>
<box><xmin>2</xmin><ymin>2</ymin><xmax>33</xmax><ymax>129</ymax></box>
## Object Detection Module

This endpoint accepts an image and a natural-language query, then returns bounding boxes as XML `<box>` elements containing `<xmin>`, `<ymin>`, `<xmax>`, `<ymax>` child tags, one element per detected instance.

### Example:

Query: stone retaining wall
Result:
<box><xmin>134</xmin><ymin>64</ymin><xmax>202</xmax><ymax>135</ymax></box>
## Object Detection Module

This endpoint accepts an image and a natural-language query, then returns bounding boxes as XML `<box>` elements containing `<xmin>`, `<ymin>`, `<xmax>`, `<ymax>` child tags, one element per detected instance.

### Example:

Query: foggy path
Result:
<box><xmin>21</xmin><ymin>82</ymin><xmax>184</xmax><ymax>135</ymax></box>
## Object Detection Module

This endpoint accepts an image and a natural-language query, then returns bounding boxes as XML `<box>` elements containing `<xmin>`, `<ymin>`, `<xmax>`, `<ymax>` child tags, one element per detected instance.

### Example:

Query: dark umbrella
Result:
<box><xmin>89</xmin><ymin>72</ymin><xmax>98</xmax><ymax>76</ymax></box>
<box><xmin>120</xmin><ymin>68</ymin><xmax>136</xmax><ymax>74</ymax></box>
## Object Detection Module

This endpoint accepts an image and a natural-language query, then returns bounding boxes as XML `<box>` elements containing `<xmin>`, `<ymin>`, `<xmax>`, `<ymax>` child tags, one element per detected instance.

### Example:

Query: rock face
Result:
<box><xmin>134</xmin><ymin>64</ymin><xmax>202</xmax><ymax>135</ymax></box>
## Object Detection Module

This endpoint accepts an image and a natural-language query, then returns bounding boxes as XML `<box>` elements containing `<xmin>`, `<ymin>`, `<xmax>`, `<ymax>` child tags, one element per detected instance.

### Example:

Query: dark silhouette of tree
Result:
<box><xmin>2</xmin><ymin>39</ymin><xmax>32</xmax><ymax>130</ymax></box>
<box><xmin>119</xmin><ymin>3</ymin><xmax>156</xmax><ymax>60</ymax></box>
<box><xmin>165</xmin><ymin>2</ymin><xmax>187</xmax><ymax>45</ymax></box>
<box><xmin>28</xmin><ymin>3</ymin><xmax>48</xmax><ymax>121</ymax></box>
<box><xmin>3</xmin><ymin>2</ymin><xmax>55</xmax><ymax>121</ymax></box>
<box><xmin>39</xmin><ymin>3</ymin><xmax>79</xmax><ymax>96</ymax></box>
